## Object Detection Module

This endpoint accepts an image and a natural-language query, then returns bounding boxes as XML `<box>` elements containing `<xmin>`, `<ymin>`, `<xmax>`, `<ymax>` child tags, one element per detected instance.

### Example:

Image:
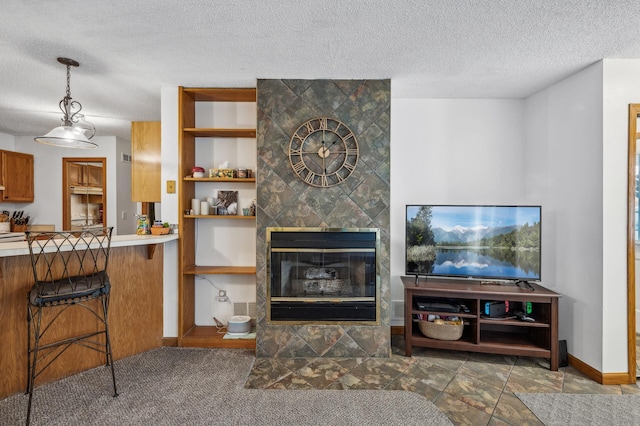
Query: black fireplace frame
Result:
<box><xmin>266</xmin><ymin>227</ymin><xmax>381</xmax><ymax>325</ymax></box>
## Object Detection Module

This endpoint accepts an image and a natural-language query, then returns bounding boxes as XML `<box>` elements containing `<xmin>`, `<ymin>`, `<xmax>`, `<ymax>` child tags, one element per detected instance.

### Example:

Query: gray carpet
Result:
<box><xmin>1</xmin><ymin>347</ymin><xmax>452</xmax><ymax>425</ymax></box>
<box><xmin>517</xmin><ymin>393</ymin><xmax>640</xmax><ymax>425</ymax></box>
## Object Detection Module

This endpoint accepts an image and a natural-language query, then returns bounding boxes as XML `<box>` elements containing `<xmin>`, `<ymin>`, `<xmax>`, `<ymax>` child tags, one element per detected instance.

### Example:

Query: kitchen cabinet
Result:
<box><xmin>69</xmin><ymin>163</ymin><xmax>103</xmax><ymax>187</ymax></box>
<box><xmin>131</xmin><ymin>121</ymin><xmax>161</xmax><ymax>202</ymax></box>
<box><xmin>0</xmin><ymin>150</ymin><xmax>34</xmax><ymax>202</ymax></box>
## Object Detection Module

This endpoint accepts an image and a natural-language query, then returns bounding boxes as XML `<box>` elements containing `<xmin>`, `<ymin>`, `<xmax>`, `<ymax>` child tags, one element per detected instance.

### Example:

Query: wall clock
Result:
<box><xmin>288</xmin><ymin>117</ymin><xmax>359</xmax><ymax>187</ymax></box>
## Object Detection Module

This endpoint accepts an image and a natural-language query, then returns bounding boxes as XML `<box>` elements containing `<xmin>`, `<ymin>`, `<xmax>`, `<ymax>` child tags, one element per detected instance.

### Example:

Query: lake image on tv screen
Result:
<box><xmin>406</xmin><ymin>205</ymin><xmax>541</xmax><ymax>280</ymax></box>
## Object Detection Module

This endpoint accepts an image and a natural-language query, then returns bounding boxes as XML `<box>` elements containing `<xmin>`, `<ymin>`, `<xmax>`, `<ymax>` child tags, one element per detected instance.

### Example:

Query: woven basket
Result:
<box><xmin>418</xmin><ymin>320</ymin><xmax>463</xmax><ymax>341</ymax></box>
<box><xmin>150</xmin><ymin>226</ymin><xmax>170</xmax><ymax>235</ymax></box>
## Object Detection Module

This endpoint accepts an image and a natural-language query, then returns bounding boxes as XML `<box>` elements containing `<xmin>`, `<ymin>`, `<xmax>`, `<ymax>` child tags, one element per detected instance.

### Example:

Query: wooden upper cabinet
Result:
<box><xmin>86</xmin><ymin>165</ymin><xmax>102</xmax><ymax>187</ymax></box>
<box><xmin>0</xmin><ymin>150</ymin><xmax>34</xmax><ymax>202</ymax></box>
<box><xmin>131</xmin><ymin>121</ymin><xmax>161</xmax><ymax>202</ymax></box>
<box><xmin>68</xmin><ymin>163</ymin><xmax>102</xmax><ymax>187</ymax></box>
<box><xmin>68</xmin><ymin>162</ymin><xmax>82</xmax><ymax>185</ymax></box>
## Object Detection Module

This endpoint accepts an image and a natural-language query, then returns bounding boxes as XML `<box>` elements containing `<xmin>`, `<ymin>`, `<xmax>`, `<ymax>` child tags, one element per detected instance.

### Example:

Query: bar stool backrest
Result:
<box><xmin>25</xmin><ymin>227</ymin><xmax>113</xmax><ymax>305</ymax></box>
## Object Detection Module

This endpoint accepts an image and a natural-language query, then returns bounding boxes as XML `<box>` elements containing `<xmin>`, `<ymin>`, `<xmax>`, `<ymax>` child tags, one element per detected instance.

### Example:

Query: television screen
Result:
<box><xmin>405</xmin><ymin>205</ymin><xmax>541</xmax><ymax>281</ymax></box>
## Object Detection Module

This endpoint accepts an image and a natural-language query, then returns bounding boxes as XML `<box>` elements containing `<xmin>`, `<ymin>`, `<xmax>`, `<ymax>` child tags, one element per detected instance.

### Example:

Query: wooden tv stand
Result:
<box><xmin>403</xmin><ymin>277</ymin><xmax>561</xmax><ymax>370</ymax></box>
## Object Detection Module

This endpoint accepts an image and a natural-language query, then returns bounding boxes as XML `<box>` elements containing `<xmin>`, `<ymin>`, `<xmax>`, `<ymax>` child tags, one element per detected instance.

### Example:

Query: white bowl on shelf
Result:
<box><xmin>192</xmin><ymin>171</ymin><xmax>205</xmax><ymax>178</ymax></box>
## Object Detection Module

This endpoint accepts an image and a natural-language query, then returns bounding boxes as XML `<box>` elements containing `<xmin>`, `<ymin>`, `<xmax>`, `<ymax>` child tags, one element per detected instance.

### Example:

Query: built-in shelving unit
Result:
<box><xmin>178</xmin><ymin>87</ymin><xmax>257</xmax><ymax>349</ymax></box>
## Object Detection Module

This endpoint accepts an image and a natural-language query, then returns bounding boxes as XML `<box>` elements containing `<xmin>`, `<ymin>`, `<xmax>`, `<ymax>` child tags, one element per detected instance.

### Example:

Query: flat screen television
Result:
<box><xmin>406</xmin><ymin>205</ymin><xmax>541</xmax><ymax>282</ymax></box>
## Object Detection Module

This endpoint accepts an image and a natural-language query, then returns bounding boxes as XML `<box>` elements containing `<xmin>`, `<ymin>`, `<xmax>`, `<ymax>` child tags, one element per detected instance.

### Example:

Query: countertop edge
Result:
<box><xmin>0</xmin><ymin>233</ymin><xmax>179</xmax><ymax>257</ymax></box>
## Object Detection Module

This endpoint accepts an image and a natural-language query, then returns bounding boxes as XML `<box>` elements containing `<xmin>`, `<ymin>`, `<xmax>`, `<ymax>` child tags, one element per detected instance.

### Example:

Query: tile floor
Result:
<box><xmin>245</xmin><ymin>335</ymin><xmax>640</xmax><ymax>425</ymax></box>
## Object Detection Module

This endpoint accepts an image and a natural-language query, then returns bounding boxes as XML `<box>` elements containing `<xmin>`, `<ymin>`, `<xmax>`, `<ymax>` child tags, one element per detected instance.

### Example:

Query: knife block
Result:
<box><xmin>11</xmin><ymin>220</ymin><xmax>27</xmax><ymax>232</ymax></box>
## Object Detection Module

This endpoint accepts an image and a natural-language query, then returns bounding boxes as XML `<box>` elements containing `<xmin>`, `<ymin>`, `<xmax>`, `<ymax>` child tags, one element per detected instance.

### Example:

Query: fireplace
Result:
<box><xmin>267</xmin><ymin>228</ymin><xmax>380</xmax><ymax>324</ymax></box>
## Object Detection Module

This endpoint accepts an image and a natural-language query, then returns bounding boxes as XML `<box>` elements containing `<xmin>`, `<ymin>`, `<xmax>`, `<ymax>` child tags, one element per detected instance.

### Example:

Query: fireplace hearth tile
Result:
<box><xmin>296</xmin><ymin>358</ymin><xmax>352</xmax><ymax>388</ymax></box>
<box><xmin>348</xmin><ymin>358</ymin><xmax>409</xmax><ymax>389</ymax></box>
<box><xmin>257</xmin><ymin>326</ymin><xmax>295</xmax><ymax>357</ymax></box>
<box><xmin>295</xmin><ymin>325</ymin><xmax>345</xmax><ymax>356</ymax></box>
<box><xmin>328</xmin><ymin>373</ymin><xmax>382</xmax><ymax>390</ymax></box>
<box><xmin>274</xmin><ymin>333</ymin><xmax>318</xmax><ymax>358</ymax></box>
<box><xmin>265</xmin><ymin>372</ymin><xmax>314</xmax><ymax>390</ymax></box>
<box><xmin>322</xmin><ymin>333</ymin><xmax>368</xmax><ymax>358</ymax></box>
<box><xmin>346</xmin><ymin>326</ymin><xmax>391</xmax><ymax>357</ymax></box>
<box><xmin>385</xmin><ymin>374</ymin><xmax>442</xmax><ymax>401</ymax></box>
<box><xmin>245</xmin><ymin>357</ymin><xmax>294</xmax><ymax>389</ymax></box>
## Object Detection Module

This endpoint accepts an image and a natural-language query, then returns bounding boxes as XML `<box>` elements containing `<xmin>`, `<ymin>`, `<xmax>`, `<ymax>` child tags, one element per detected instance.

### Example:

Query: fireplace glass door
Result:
<box><xmin>267</xmin><ymin>229</ymin><xmax>379</xmax><ymax>323</ymax></box>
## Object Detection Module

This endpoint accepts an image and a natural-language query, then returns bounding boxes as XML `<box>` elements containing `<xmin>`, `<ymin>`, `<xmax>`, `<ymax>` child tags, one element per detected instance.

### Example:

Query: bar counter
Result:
<box><xmin>0</xmin><ymin>234</ymin><xmax>178</xmax><ymax>398</ymax></box>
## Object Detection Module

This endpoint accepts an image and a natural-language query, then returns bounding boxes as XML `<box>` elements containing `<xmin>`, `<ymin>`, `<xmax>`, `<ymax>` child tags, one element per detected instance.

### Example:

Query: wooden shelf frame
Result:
<box><xmin>183</xmin><ymin>128</ymin><xmax>256</xmax><ymax>138</ymax></box>
<box><xmin>183</xmin><ymin>214</ymin><xmax>255</xmax><ymax>220</ymax></box>
<box><xmin>178</xmin><ymin>87</ymin><xmax>257</xmax><ymax>349</ymax></box>
<box><xmin>183</xmin><ymin>266</ymin><xmax>256</xmax><ymax>275</ymax></box>
<box><xmin>181</xmin><ymin>326</ymin><xmax>255</xmax><ymax>349</ymax></box>
<box><xmin>183</xmin><ymin>177</ymin><xmax>256</xmax><ymax>182</ymax></box>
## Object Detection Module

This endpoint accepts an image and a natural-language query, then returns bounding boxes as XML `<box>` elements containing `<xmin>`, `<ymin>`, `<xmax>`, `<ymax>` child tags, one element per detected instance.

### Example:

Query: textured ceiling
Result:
<box><xmin>1</xmin><ymin>0</ymin><xmax>640</xmax><ymax>140</ymax></box>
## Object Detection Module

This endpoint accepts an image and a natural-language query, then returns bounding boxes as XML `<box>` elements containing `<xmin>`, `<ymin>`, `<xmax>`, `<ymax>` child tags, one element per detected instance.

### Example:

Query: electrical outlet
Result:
<box><xmin>121</xmin><ymin>211</ymin><xmax>127</xmax><ymax>220</ymax></box>
<box><xmin>166</xmin><ymin>180</ymin><xmax>176</xmax><ymax>194</ymax></box>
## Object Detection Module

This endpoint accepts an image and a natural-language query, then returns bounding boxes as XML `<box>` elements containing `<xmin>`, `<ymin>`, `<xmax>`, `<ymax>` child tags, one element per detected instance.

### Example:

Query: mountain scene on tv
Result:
<box><xmin>406</xmin><ymin>205</ymin><xmax>541</xmax><ymax>280</ymax></box>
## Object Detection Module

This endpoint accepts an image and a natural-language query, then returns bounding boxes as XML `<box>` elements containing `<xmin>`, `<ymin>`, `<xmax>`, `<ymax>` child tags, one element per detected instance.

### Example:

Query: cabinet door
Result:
<box><xmin>131</xmin><ymin>121</ymin><xmax>161</xmax><ymax>202</ymax></box>
<box><xmin>86</xmin><ymin>165</ymin><xmax>103</xmax><ymax>187</ymax></box>
<box><xmin>1</xmin><ymin>151</ymin><xmax>34</xmax><ymax>202</ymax></box>
<box><xmin>68</xmin><ymin>163</ymin><xmax>83</xmax><ymax>185</ymax></box>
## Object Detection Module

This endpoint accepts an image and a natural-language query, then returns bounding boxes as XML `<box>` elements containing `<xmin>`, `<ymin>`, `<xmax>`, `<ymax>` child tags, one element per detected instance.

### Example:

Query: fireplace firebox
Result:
<box><xmin>267</xmin><ymin>228</ymin><xmax>380</xmax><ymax>323</ymax></box>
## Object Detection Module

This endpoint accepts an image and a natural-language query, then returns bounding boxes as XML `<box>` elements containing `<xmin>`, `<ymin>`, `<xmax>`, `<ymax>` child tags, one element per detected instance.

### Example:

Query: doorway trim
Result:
<box><xmin>627</xmin><ymin>104</ymin><xmax>639</xmax><ymax>383</ymax></box>
<box><xmin>62</xmin><ymin>157</ymin><xmax>107</xmax><ymax>231</ymax></box>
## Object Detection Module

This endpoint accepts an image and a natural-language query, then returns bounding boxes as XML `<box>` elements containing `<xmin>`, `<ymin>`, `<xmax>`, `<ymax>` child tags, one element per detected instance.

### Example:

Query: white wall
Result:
<box><xmin>116</xmin><ymin>137</ymin><xmax>136</xmax><ymax>234</ymax></box>
<box><xmin>524</xmin><ymin>62</ymin><xmax>606</xmax><ymax>371</ymax></box>
<box><xmin>601</xmin><ymin>59</ymin><xmax>640</xmax><ymax>372</ymax></box>
<box><xmin>0</xmin><ymin>132</ymin><xmax>15</xmax><ymax>150</ymax></box>
<box><xmin>161</xmin><ymin>87</ymin><xmax>180</xmax><ymax>338</ymax></box>
<box><xmin>12</xmin><ymin>135</ymin><xmax>131</xmax><ymax>234</ymax></box>
<box><xmin>390</xmin><ymin>99</ymin><xmax>527</xmax><ymax>320</ymax></box>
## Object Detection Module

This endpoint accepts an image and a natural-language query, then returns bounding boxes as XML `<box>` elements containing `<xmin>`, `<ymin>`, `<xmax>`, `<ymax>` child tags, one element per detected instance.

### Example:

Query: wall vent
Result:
<box><xmin>234</xmin><ymin>302</ymin><xmax>257</xmax><ymax>319</ymax></box>
<box><xmin>392</xmin><ymin>300</ymin><xmax>404</xmax><ymax>321</ymax></box>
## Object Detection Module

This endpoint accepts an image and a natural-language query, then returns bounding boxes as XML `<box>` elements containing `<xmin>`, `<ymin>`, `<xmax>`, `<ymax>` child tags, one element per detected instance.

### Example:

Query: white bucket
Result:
<box><xmin>227</xmin><ymin>315</ymin><xmax>251</xmax><ymax>334</ymax></box>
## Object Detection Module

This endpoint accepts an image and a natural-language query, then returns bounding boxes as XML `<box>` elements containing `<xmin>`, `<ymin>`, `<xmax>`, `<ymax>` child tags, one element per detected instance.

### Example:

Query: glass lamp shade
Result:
<box><xmin>34</xmin><ymin>125</ymin><xmax>97</xmax><ymax>149</ymax></box>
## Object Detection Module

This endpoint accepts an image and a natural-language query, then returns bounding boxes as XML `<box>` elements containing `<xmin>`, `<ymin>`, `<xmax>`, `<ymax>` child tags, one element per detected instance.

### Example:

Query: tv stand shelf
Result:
<box><xmin>402</xmin><ymin>277</ymin><xmax>560</xmax><ymax>370</ymax></box>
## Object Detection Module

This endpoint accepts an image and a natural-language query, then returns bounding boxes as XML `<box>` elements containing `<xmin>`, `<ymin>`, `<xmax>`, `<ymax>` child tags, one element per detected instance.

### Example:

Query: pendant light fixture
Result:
<box><xmin>35</xmin><ymin>57</ymin><xmax>97</xmax><ymax>149</ymax></box>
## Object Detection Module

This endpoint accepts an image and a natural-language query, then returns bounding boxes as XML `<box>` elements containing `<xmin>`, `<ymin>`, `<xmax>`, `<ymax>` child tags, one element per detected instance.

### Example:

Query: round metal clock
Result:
<box><xmin>288</xmin><ymin>117</ymin><xmax>359</xmax><ymax>187</ymax></box>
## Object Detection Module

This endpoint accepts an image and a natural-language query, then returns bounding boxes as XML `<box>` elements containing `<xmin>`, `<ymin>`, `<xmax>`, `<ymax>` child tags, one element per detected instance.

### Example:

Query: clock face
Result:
<box><xmin>288</xmin><ymin>117</ymin><xmax>359</xmax><ymax>187</ymax></box>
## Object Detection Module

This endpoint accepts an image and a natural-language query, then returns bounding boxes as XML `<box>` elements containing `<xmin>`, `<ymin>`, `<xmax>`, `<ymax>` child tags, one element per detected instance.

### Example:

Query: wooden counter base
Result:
<box><xmin>0</xmin><ymin>244</ymin><xmax>164</xmax><ymax>398</ymax></box>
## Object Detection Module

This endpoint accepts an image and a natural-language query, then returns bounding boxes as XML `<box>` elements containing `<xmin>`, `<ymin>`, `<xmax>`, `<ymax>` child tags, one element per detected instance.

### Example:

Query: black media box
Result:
<box><xmin>484</xmin><ymin>301</ymin><xmax>507</xmax><ymax>317</ymax></box>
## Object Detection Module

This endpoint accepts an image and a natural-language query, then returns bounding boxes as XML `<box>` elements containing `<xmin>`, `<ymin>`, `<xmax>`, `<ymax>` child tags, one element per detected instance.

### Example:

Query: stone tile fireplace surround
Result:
<box><xmin>256</xmin><ymin>79</ymin><xmax>391</xmax><ymax>358</ymax></box>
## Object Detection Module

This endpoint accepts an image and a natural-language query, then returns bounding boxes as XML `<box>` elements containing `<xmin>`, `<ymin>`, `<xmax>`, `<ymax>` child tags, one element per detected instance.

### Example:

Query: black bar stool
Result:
<box><xmin>24</xmin><ymin>227</ymin><xmax>118</xmax><ymax>425</ymax></box>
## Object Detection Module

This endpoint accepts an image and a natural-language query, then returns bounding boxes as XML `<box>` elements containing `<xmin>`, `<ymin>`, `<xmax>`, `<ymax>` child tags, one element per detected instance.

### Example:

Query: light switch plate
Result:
<box><xmin>166</xmin><ymin>180</ymin><xmax>176</xmax><ymax>193</ymax></box>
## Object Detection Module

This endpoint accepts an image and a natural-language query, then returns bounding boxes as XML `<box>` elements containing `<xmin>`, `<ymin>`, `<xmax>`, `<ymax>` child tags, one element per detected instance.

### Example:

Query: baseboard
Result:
<box><xmin>568</xmin><ymin>353</ymin><xmax>635</xmax><ymax>385</ymax></box>
<box><xmin>391</xmin><ymin>326</ymin><xmax>404</xmax><ymax>335</ymax></box>
<box><xmin>162</xmin><ymin>337</ymin><xmax>178</xmax><ymax>347</ymax></box>
<box><xmin>393</xmin><ymin>327</ymin><xmax>634</xmax><ymax>384</ymax></box>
